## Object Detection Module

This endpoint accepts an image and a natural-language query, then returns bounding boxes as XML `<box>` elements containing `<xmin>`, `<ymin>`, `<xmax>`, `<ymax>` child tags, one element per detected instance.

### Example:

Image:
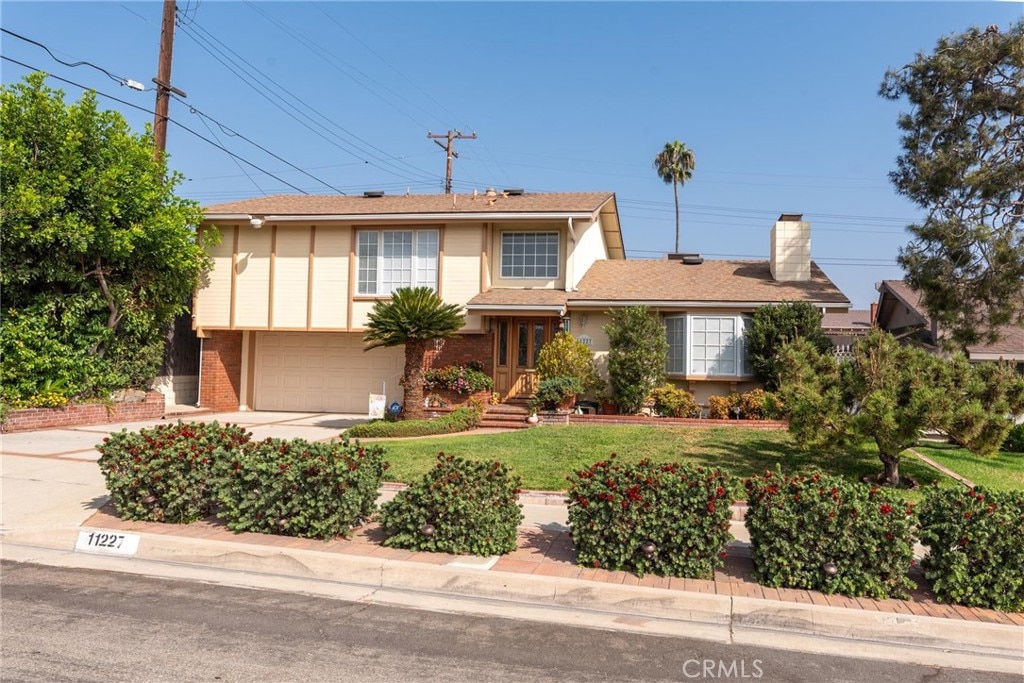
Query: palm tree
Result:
<box><xmin>364</xmin><ymin>287</ymin><xmax>465</xmax><ymax>420</ymax></box>
<box><xmin>653</xmin><ymin>140</ymin><xmax>696</xmax><ymax>253</ymax></box>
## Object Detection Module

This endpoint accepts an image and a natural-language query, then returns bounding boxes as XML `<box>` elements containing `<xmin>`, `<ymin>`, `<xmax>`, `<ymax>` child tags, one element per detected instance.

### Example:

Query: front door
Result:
<box><xmin>493</xmin><ymin>318</ymin><xmax>557</xmax><ymax>399</ymax></box>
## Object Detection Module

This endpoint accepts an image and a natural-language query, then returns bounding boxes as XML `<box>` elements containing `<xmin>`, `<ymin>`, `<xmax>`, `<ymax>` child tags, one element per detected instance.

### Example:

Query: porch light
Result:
<box><xmin>561</xmin><ymin>316</ymin><xmax>571</xmax><ymax>333</ymax></box>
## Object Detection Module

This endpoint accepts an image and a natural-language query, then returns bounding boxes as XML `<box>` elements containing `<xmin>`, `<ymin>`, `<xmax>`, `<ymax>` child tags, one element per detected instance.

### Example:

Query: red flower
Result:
<box><xmin>707</xmin><ymin>502</ymin><xmax>716</xmax><ymax>513</ymax></box>
<box><xmin>880</xmin><ymin>504</ymin><xmax>893</xmax><ymax>515</ymax></box>
<box><xmin>592</xmin><ymin>560</ymin><xmax>600</xmax><ymax>567</ymax></box>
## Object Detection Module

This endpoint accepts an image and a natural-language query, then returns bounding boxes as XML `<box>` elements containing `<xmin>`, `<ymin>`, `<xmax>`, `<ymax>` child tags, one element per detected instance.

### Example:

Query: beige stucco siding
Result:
<box><xmin>350</xmin><ymin>300</ymin><xmax>375</xmax><ymax>330</ymax></box>
<box><xmin>310</xmin><ymin>226</ymin><xmax>350</xmax><ymax>329</ymax></box>
<box><xmin>195</xmin><ymin>225</ymin><xmax>234</xmax><ymax>328</ymax></box>
<box><xmin>568</xmin><ymin>218</ymin><xmax>608</xmax><ymax>291</ymax></box>
<box><xmin>233</xmin><ymin>227</ymin><xmax>272</xmax><ymax>327</ymax></box>
<box><xmin>441</xmin><ymin>225</ymin><xmax>485</xmax><ymax>331</ymax></box>
<box><xmin>272</xmin><ymin>227</ymin><xmax>311</xmax><ymax>328</ymax></box>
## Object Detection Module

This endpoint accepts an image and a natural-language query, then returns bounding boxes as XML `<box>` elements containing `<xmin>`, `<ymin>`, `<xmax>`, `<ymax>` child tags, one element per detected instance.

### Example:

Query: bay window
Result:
<box><xmin>665</xmin><ymin>314</ymin><xmax>752</xmax><ymax>377</ymax></box>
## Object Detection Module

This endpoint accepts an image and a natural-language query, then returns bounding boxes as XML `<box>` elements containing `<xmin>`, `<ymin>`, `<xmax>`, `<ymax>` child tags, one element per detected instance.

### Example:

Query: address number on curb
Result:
<box><xmin>75</xmin><ymin>530</ymin><xmax>140</xmax><ymax>556</ymax></box>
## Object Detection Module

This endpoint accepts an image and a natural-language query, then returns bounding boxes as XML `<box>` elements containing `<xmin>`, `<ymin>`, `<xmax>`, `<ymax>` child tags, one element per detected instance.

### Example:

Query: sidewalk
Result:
<box><xmin>2</xmin><ymin>412</ymin><xmax>1022</xmax><ymax>675</ymax></box>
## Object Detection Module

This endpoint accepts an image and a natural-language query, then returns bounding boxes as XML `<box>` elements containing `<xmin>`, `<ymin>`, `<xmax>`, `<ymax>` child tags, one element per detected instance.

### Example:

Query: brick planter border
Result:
<box><xmin>1</xmin><ymin>391</ymin><xmax>165</xmax><ymax>433</ymax></box>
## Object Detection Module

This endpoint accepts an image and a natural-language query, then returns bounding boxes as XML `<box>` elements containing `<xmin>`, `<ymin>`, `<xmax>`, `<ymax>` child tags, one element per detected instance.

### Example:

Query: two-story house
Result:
<box><xmin>194</xmin><ymin>191</ymin><xmax>849</xmax><ymax>413</ymax></box>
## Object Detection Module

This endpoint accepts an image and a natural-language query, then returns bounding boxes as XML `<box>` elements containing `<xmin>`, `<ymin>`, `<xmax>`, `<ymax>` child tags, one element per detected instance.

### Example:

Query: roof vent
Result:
<box><xmin>363</xmin><ymin>190</ymin><xmax>385</xmax><ymax>198</ymax></box>
<box><xmin>503</xmin><ymin>188</ymin><xmax>525</xmax><ymax>196</ymax></box>
<box><xmin>667</xmin><ymin>252</ymin><xmax>704</xmax><ymax>265</ymax></box>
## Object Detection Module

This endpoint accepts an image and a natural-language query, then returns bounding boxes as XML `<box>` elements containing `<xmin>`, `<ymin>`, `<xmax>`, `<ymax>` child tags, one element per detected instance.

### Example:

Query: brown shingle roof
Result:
<box><xmin>204</xmin><ymin>192</ymin><xmax>615</xmax><ymax>216</ymax></box>
<box><xmin>466</xmin><ymin>289</ymin><xmax>569</xmax><ymax>310</ymax></box>
<box><xmin>569</xmin><ymin>260</ymin><xmax>849</xmax><ymax>306</ymax></box>
<box><xmin>822</xmin><ymin>310</ymin><xmax>873</xmax><ymax>332</ymax></box>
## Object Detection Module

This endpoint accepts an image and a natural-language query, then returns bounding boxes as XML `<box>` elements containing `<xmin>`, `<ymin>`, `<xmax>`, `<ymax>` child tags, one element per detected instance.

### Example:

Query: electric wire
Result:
<box><xmin>172</xmin><ymin>94</ymin><xmax>348</xmax><ymax>194</ymax></box>
<box><xmin>1</xmin><ymin>55</ymin><xmax>310</xmax><ymax>195</ymax></box>
<box><xmin>1</xmin><ymin>27</ymin><xmax>150</xmax><ymax>90</ymax></box>
<box><xmin>178</xmin><ymin>17</ymin><xmax>440</xmax><ymax>184</ymax></box>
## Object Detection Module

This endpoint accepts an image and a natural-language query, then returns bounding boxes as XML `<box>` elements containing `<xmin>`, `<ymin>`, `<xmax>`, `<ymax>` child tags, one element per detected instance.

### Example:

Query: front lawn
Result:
<box><xmin>911</xmin><ymin>444</ymin><xmax>1024</xmax><ymax>492</ymax></box>
<box><xmin>361</xmin><ymin>424</ymin><xmax>945</xmax><ymax>495</ymax></box>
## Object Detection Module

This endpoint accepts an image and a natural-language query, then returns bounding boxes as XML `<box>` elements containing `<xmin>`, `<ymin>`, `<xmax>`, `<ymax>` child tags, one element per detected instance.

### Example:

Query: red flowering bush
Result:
<box><xmin>566</xmin><ymin>456</ymin><xmax>734</xmax><ymax>578</ymax></box>
<box><xmin>744</xmin><ymin>467</ymin><xmax>916</xmax><ymax>599</ymax></box>
<box><xmin>97</xmin><ymin>421</ymin><xmax>251</xmax><ymax>523</ymax></box>
<box><xmin>917</xmin><ymin>486</ymin><xmax>1024</xmax><ymax>612</ymax></box>
<box><xmin>214</xmin><ymin>436</ymin><xmax>387</xmax><ymax>540</ymax></box>
<box><xmin>378</xmin><ymin>453</ymin><xmax>523</xmax><ymax>556</ymax></box>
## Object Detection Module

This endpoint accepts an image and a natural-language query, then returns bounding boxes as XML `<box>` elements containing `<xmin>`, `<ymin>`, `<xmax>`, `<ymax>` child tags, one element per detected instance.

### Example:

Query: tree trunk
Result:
<box><xmin>401</xmin><ymin>340</ymin><xmax>429</xmax><ymax>421</ymax></box>
<box><xmin>673</xmin><ymin>180</ymin><xmax>680</xmax><ymax>253</ymax></box>
<box><xmin>879</xmin><ymin>452</ymin><xmax>901</xmax><ymax>487</ymax></box>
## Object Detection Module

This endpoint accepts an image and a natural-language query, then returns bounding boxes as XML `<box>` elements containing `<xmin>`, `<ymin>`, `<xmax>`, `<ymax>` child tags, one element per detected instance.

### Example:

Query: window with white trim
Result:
<box><xmin>665</xmin><ymin>314</ymin><xmax>753</xmax><ymax>377</ymax></box>
<box><xmin>500</xmin><ymin>232</ymin><xmax>559</xmax><ymax>279</ymax></box>
<box><xmin>357</xmin><ymin>229</ymin><xmax>438</xmax><ymax>295</ymax></box>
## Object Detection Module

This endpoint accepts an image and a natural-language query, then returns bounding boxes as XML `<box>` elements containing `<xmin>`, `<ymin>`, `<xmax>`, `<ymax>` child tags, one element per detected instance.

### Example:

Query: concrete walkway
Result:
<box><xmin>2</xmin><ymin>412</ymin><xmax>1022</xmax><ymax>676</ymax></box>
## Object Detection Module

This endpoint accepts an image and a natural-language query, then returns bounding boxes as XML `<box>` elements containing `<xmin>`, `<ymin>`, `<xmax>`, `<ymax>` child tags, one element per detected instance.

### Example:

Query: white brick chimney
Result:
<box><xmin>770</xmin><ymin>213</ymin><xmax>811</xmax><ymax>282</ymax></box>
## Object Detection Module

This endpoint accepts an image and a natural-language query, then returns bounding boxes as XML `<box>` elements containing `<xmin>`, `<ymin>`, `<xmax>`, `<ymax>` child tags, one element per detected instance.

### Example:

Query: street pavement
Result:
<box><xmin>2</xmin><ymin>411</ymin><xmax>1022</xmax><ymax>677</ymax></box>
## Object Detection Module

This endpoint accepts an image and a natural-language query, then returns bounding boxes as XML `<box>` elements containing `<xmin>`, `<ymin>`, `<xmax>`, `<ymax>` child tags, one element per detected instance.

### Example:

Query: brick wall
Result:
<box><xmin>199</xmin><ymin>331</ymin><xmax>243</xmax><ymax>412</ymax></box>
<box><xmin>1</xmin><ymin>391</ymin><xmax>165</xmax><ymax>433</ymax></box>
<box><xmin>427</xmin><ymin>332</ymin><xmax>494</xmax><ymax>374</ymax></box>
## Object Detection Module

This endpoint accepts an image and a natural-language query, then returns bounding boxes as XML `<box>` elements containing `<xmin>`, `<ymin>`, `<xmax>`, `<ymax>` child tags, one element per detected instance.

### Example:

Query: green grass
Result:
<box><xmin>911</xmin><ymin>444</ymin><xmax>1024</xmax><ymax>492</ymax></box>
<box><xmin>359</xmin><ymin>425</ymin><xmax>947</xmax><ymax>498</ymax></box>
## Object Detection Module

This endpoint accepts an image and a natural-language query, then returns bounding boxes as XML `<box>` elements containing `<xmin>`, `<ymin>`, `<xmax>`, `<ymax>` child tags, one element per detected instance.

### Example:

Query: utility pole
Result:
<box><xmin>427</xmin><ymin>129</ymin><xmax>476</xmax><ymax>194</ymax></box>
<box><xmin>152</xmin><ymin>0</ymin><xmax>187</xmax><ymax>158</ymax></box>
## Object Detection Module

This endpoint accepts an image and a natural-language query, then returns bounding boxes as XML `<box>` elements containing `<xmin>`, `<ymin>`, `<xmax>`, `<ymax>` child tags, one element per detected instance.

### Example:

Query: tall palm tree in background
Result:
<box><xmin>364</xmin><ymin>287</ymin><xmax>465</xmax><ymax>420</ymax></box>
<box><xmin>653</xmin><ymin>140</ymin><xmax>696</xmax><ymax>253</ymax></box>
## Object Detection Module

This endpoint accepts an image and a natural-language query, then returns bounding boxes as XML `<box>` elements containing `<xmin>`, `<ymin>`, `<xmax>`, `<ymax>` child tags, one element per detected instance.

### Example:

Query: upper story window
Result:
<box><xmin>357</xmin><ymin>229</ymin><xmax>439</xmax><ymax>296</ymax></box>
<box><xmin>500</xmin><ymin>232</ymin><xmax>559</xmax><ymax>279</ymax></box>
<box><xmin>665</xmin><ymin>314</ymin><xmax>752</xmax><ymax>377</ymax></box>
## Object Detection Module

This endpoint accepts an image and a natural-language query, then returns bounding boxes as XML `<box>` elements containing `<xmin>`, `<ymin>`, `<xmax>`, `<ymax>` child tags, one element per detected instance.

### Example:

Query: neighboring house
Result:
<box><xmin>822</xmin><ymin>308</ymin><xmax>875</xmax><ymax>355</ymax></box>
<box><xmin>874</xmin><ymin>280</ymin><xmax>1024</xmax><ymax>371</ymax></box>
<box><xmin>193</xmin><ymin>193</ymin><xmax>849</xmax><ymax>413</ymax></box>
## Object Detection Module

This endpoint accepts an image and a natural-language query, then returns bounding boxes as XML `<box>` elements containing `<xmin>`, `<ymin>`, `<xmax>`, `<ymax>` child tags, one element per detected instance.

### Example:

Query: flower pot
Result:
<box><xmin>557</xmin><ymin>395</ymin><xmax>577</xmax><ymax>412</ymax></box>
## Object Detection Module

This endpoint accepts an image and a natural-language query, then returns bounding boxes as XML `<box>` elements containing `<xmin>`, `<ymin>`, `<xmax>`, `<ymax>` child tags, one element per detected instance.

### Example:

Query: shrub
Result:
<box><xmin>215</xmin><ymin>437</ymin><xmax>388</xmax><ymax>540</ymax></box>
<box><xmin>706</xmin><ymin>394</ymin><xmax>736</xmax><ymax>420</ymax></box>
<box><xmin>424</xmin><ymin>363</ymin><xmax>494</xmax><ymax>395</ymax></box>
<box><xmin>536</xmin><ymin>331</ymin><xmax>604</xmax><ymax>397</ymax></box>
<box><xmin>530</xmin><ymin>376</ymin><xmax>584</xmax><ymax>411</ymax></box>
<box><xmin>704</xmin><ymin>390</ymin><xmax>783</xmax><ymax>420</ymax></box>
<box><xmin>649</xmin><ymin>384</ymin><xmax>700</xmax><ymax>418</ymax></box>
<box><xmin>97</xmin><ymin>421</ymin><xmax>251</xmax><ymax>523</ymax></box>
<box><xmin>378</xmin><ymin>453</ymin><xmax>523</xmax><ymax>556</ymax></box>
<box><xmin>916</xmin><ymin>486</ymin><xmax>1024</xmax><ymax>612</ymax></box>
<box><xmin>1002</xmin><ymin>423</ymin><xmax>1024</xmax><ymax>453</ymax></box>
<box><xmin>605</xmin><ymin>306</ymin><xmax>668</xmax><ymax>414</ymax></box>
<box><xmin>743</xmin><ymin>469</ymin><xmax>916</xmax><ymax>599</ymax></box>
<box><xmin>345</xmin><ymin>406</ymin><xmax>482</xmax><ymax>439</ymax></box>
<box><xmin>566</xmin><ymin>457</ymin><xmax>734</xmax><ymax>578</ymax></box>
<box><xmin>747</xmin><ymin>302</ymin><xmax>833</xmax><ymax>392</ymax></box>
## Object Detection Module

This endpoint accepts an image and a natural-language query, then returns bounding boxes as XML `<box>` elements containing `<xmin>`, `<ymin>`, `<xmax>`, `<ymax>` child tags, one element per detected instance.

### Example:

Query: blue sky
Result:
<box><xmin>3</xmin><ymin>1</ymin><xmax>1021</xmax><ymax>308</ymax></box>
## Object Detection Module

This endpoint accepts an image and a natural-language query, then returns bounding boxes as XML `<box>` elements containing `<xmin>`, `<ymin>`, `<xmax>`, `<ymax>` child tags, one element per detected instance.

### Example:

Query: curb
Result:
<box><xmin>8</xmin><ymin>525</ymin><xmax>1018</xmax><ymax>675</ymax></box>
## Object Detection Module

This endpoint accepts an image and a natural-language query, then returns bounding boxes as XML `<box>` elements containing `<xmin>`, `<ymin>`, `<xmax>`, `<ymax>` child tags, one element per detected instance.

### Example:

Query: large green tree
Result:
<box><xmin>363</xmin><ymin>287</ymin><xmax>465</xmax><ymax>421</ymax></box>
<box><xmin>779</xmin><ymin>329</ymin><xmax>1024</xmax><ymax>486</ymax></box>
<box><xmin>0</xmin><ymin>73</ymin><xmax>213</xmax><ymax>404</ymax></box>
<box><xmin>880</xmin><ymin>21</ymin><xmax>1024</xmax><ymax>347</ymax></box>
<box><xmin>653</xmin><ymin>140</ymin><xmax>696</xmax><ymax>253</ymax></box>
<box><xmin>746</xmin><ymin>301</ymin><xmax>834</xmax><ymax>392</ymax></box>
<box><xmin>604</xmin><ymin>306</ymin><xmax>668</xmax><ymax>414</ymax></box>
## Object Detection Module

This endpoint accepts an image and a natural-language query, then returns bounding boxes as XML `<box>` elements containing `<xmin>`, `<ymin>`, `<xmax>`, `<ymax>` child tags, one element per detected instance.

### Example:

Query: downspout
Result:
<box><xmin>567</xmin><ymin>217</ymin><xmax>577</xmax><ymax>292</ymax></box>
<box><xmin>195</xmin><ymin>338</ymin><xmax>203</xmax><ymax>408</ymax></box>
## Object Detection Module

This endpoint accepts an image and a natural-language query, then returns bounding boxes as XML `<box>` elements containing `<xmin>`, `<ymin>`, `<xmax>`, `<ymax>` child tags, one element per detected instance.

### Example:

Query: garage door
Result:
<box><xmin>254</xmin><ymin>332</ymin><xmax>405</xmax><ymax>413</ymax></box>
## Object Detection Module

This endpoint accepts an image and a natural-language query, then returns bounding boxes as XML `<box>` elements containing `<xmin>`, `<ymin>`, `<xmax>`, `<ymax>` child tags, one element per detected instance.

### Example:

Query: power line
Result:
<box><xmin>172</xmin><ymin>94</ymin><xmax>348</xmax><ymax>194</ymax></box>
<box><xmin>1</xmin><ymin>27</ymin><xmax>149</xmax><ymax>91</ymax></box>
<box><xmin>179</xmin><ymin>16</ymin><xmax>439</xmax><ymax>185</ymax></box>
<box><xmin>1</xmin><ymin>55</ymin><xmax>310</xmax><ymax>195</ymax></box>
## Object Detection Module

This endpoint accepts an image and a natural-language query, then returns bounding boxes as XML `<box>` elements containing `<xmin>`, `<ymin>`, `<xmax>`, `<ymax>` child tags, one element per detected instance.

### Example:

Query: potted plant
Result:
<box><xmin>531</xmin><ymin>376</ymin><xmax>584</xmax><ymax>413</ymax></box>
